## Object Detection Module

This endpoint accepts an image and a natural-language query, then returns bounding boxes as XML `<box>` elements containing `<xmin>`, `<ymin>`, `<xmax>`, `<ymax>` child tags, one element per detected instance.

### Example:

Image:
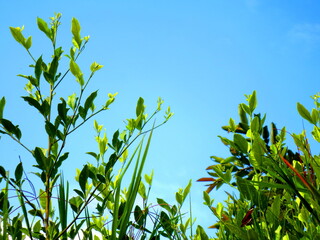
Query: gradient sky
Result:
<box><xmin>1</xmin><ymin>0</ymin><xmax>320</xmax><ymax>235</ymax></box>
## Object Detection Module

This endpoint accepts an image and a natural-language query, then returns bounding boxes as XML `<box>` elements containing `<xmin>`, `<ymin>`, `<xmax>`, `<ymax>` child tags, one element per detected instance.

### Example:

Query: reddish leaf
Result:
<box><xmin>241</xmin><ymin>206</ymin><xmax>254</xmax><ymax>227</ymax></box>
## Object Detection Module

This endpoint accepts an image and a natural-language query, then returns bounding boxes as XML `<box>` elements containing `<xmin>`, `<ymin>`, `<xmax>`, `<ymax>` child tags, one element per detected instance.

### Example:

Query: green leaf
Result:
<box><xmin>35</xmin><ymin>56</ymin><xmax>43</xmax><ymax>83</ymax></box>
<box><xmin>297</xmin><ymin>102</ymin><xmax>314</xmax><ymax>124</ymax></box>
<box><xmin>0</xmin><ymin>166</ymin><xmax>6</xmax><ymax>178</ymax></box>
<box><xmin>240</xmin><ymin>103</ymin><xmax>251</xmax><ymax>115</ymax></box>
<box><xmin>234</xmin><ymin>134</ymin><xmax>248</xmax><ymax>153</ymax></box>
<box><xmin>238</xmin><ymin>104</ymin><xmax>248</xmax><ymax>125</ymax></box>
<box><xmin>25</xmin><ymin>36</ymin><xmax>32</xmax><ymax>49</ymax></box>
<box><xmin>69</xmin><ymin>196</ymin><xmax>83</xmax><ymax>213</ymax></box>
<box><xmin>195</xmin><ymin>225</ymin><xmax>209</xmax><ymax>240</ymax></box>
<box><xmin>9</xmin><ymin>27</ymin><xmax>25</xmax><ymax>45</ymax></box>
<box><xmin>0</xmin><ymin>97</ymin><xmax>6</xmax><ymax>119</ymax></box>
<box><xmin>56</xmin><ymin>152</ymin><xmax>69</xmax><ymax>169</ymax></box>
<box><xmin>15</xmin><ymin>162</ymin><xmax>23</xmax><ymax>184</ymax></box>
<box><xmin>251</xmin><ymin>116</ymin><xmax>260</xmax><ymax>133</ymax></box>
<box><xmin>18</xmin><ymin>74</ymin><xmax>39</xmax><ymax>87</ymax></box>
<box><xmin>45</xmin><ymin>121</ymin><xmax>56</xmax><ymax>138</ymax></box>
<box><xmin>33</xmin><ymin>147</ymin><xmax>46</xmax><ymax>170</ymax></box>
<box><xmin>79</xmin><ymin>165</ymin><xmax>88</xmax><ymax>194</ymax></box>
<box><xmin>203</xmin><ymin>191</ymin><xmax>212</xmax><ymax>206</ymax></box>
<box><xmin>22</xmin><ymin>96</ymin><xmax>42</xmax><ymax>113</ymax></box>
<box><xmin>175</xmin><ymin>192</ymin><xmax>183</xmax><ymax>205</ymax></box>
<box><xmin>90</xmin><ymin>62</ymin><xmax>104</xmax><ymax>72</ymax></box>
<box><xmin>182</xmin><ymin>180</ymin><xmax>192</xmax><ymax>201</ymax></box>
<box><xmin>67</xmin><ymin>93</ymin><xmax>77</xmax><ymax>110</ymax></box>
<box><xmin>71</xmin><ymin>18</ymin><xmax>82</xmax><ymax>49</ymax></box>
<box><xmin>248</xmin><ymin>90</ymin><xmax>257</xmax><ymax>112</ymax></box>
<box><xmin>0</xmin><ymin>119</ymin><xmax>22</xmax><ymax>140</ymax></box>
<box><xmin>311</xmin><ymin>108</ymin><xmax>319</xmax><ymax>125</ymax></box>
<box><xmin>70</xmin><ymin>60</ymin><xmax>84</xmax><ymax>86</ymax></box>
<box><xmin>136</xmin><ymin>97</ymin><xmax>145</xmax><ymax>117</ymax></box>
<box><xmin>57</xmin><ymin>99</ymin><xmax>69</xmax><ymax>123</ymax></box>
<box><xmin>157</xmin><ymin>198</ymin><xmax>172</xmax><ymax>213</ymax></box>
<box><xmin>84</xmin><ymin>91</ymin><xmax>98</xmax><ymax>112</ymax></box>
<box><xmin>37</xmin><ymin>17</ymin><xmax>52</xmax><ymax>40</ymax></box>
<box><xmin>48</xmin><ymin>56</ymin><xmax>59</xmax><ymax>81</ymax></box>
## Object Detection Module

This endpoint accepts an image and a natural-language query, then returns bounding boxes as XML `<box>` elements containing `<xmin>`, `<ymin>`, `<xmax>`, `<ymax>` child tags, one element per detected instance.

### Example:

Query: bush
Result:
<box><xmin>199</xmin><ymin>91</ymin><xmax>320</xmax><ymax>239</ymax></box>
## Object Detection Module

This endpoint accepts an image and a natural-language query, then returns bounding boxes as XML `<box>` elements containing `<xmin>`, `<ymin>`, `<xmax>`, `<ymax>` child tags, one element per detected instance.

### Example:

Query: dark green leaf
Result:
<box><xmin>79</xmin><ymin>165</ymin><xmax>88</xmax><ymax>193</ymax></box>
<box><xmin>136</xmin><ymin>97</ymin><xmax>145</xmax><ymax>117</ymax></box>
<box><xmin>17</xmin><ymin>74</ymin><xmax>39</xmax><ymax>86</ymax></box>
<box><xmin>96</xmin><ymin>174</ymin><xmax>105</xmax><ymax>183</ymax></box>
<box><xmin>15</xmin><ymin>162</ymin><xmax>23</xmax><ymax>183</ymax></box>
<box><xmin>22</xmin><ymin>96</ymin><xmax>42</xmax><ymax>113</ymax></box>
<box><xmin>0</xmin><ymin>166</ymin><xmax>6</xmax><ymax>178</ymax></box>
<box><xmin>1</xmin><ymin>119</ymin><xmax>22</xmax><ymax>140</ymax></box>
<box><xmin>73</xmin><ymin>189</ymin><xmax>84</xmax><ymax>199</ymax></box>
<box><xmin>0</xmin><ymin>97</ymin><xmax>6</xmax><ymax>119</ymax></box>
<box><xmin>33</xmin><ymin>147</ymin><xmax>46</xmax><ymax>170</ymax></box>
<box><xmin>86</xmin><ymin>152</ymin><xmax>98</xmax><ymax>160</ymax></box>
<box><xmin>48</xmin><ymin>56</ymin><xmax>59</xmax><ymax>82</ymax></box>
<box><xmin>160</xmin><ymin>211</ymin><xmax>173</xmax><ymax>235</ymax></box>
<box><xmin>78</xmin><ymin>106</ymin><xmax>86</xmax><ymax>119</ymax></box>
<box><xmin>58</xmin><ymin>99</ymin><xmax>69</xmax><ymax>123</ymax></box>
<box><xmin>112</xmin><ymin>130</ymin><xmax>120</xmax><ymax>149</ymax></box>
<box><xmin>41</xmin><ymin>99</ymin><xmax>50</xmax><ymax>117</ymax></box>
<box><xmin>45</xmin><ymin>121</ymin><xmax>56</xmax><ymax>138</ymax></box>
<box><xmin>134</xmin><ymin>205</ymin><xmax>145</xmax><ymax>227</ymax></box>
<box><xmin>84</xmin><ymin>91</ymin><xmax>98</xmax><ymax>112</ymax></box>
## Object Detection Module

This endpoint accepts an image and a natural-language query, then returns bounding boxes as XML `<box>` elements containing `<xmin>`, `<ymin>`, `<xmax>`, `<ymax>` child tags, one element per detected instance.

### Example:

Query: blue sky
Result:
<box><xmin>1</xmin><ymin>0</ymin><xmax>320</xmax><ymax>235</ymax></box>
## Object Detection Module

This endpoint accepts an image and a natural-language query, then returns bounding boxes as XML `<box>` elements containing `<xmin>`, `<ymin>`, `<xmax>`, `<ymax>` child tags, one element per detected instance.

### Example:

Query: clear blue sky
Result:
<box><xmin>1</xmin><ymin>0</ymin><xmax>320</xmax><ymax>234</ymax></box>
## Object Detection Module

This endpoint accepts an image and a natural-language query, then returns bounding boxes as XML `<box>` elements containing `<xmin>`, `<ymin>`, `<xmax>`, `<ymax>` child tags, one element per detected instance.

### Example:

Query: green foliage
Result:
<box><xmin>199</xmin><ymin>91</ymin><xmax>320</xmax><ymax>239</ymax></box>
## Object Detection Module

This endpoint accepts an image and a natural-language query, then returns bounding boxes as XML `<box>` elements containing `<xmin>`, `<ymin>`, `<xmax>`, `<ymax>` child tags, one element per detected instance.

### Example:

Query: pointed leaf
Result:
<box><xmin>297</xmin><ymin>102</ymin><xmax>314</xmax><ymax>124</ymax></box>
<box><xmin>84</xmin><ymin>91</ymin><xmax>98</xmax><ymax>112</ymax></box>
<box><xmin>15</xmin><ymin>162</ymin><xmax>23</xmax><ymax>184</ymax></box>
<box><xmin>37</xmin><ymin>18</ymin><xmax>51</xmax><ymax>39</ymax></box>
<box><xmin>9</xmin><ymin>27</ymin><xmax>25</xmax><ymax>45</ymax></box>
<box><xmin>0</xmin><ymin>97</ymin><xmax>6</xmax><ymax>119</ymax></box>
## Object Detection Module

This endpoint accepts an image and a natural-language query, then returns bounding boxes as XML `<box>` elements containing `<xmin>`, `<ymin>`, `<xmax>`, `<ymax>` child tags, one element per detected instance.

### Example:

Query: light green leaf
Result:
<box><xmin>240</xmin><ymin>103</ymin><xmax>251</xmax><ymax>115</ymax></box>
<box><xmin>70</xmin><ymin>60</ymin><xmax>84</xmax><ymax>86</ymax></box>
<box><xmin>67</xmin><ymin>93</ymin><xmax>77</xmax><ymax>110</ymax></box>
<box><xmin>90</xmin><ymin>62</ymin><xmax>104</xmax><ymax>72</ymax></box>
<box><xmin>251</xmin><ymin>116</ymin><xmax>260</xmax><ymax>133</ymax></box>
<box><xmin>71</xmin><ymin>18</ymin><xmax>82</xmax><ymax>49</ymax></box>
<box><xmin>216</xmin><ymin>202</ymin><xmax>223</xmax><ymax>218</ymax></box>
<box><xmin>297</xmin><ymin>102</ymin><xmax>314</xmax><ymax>124</ymax></box>
<box><xmin>37</xmin><ymin>18</ymin><xmax>52</xmax><ymax>39</ymax></box>
<box><xmin>248</xmin><ymin>90</ymin><xmax>257</xmax><ymax>112</ymax></box>
<box><xmin>9</xmin><ymin>26</ymin><xmax>25</xmax><ymax>45</ymax></box>
<box><xmin>312</xmin><ymin>126</ymin><xmax>320</xmax><ymax>142</ymax></box>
